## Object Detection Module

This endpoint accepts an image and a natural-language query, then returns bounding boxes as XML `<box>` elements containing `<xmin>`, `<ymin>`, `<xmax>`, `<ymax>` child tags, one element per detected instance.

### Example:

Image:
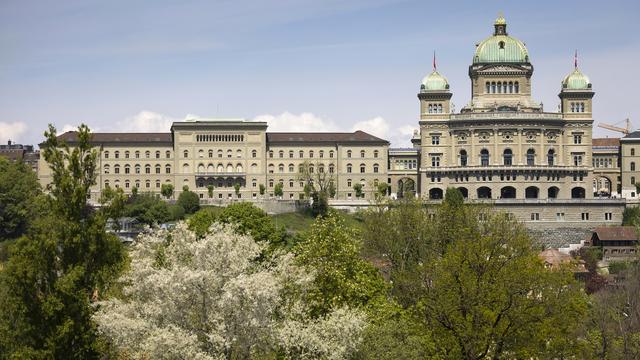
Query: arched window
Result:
<box><xmin>226</xmin><ymin>164</ymin><xmax>233</xmax><ymax>173</ymax></box>
<box><xmin>299</xmin><ymin>150</ymin><xmax>304</xmax><ymax>158</ymax></box>
<box><xmin>114</xmin><ymin>151</ymin><xmax>120</xmax><ymax>159</ymax></box>
<box><xmin>289</xmin><ymin>179</ymin><xmax>294</xmax><ymax>187</ymax></box>
<box><xmin>631</xmin><ymin>162</ymin><xmax>636</xmax><ymax>171</ymax></box>
<box><xmin>632</xmin><ymin>177</ymin><xmax>636</xmax><ymax>185</ymax></box>
<box><xmin>360</xmin><ymin>164</ymin><xmax>366</xmax><ymax>173</ymax></box>
<box><xmin>166</xmin><ymin>151</ymin><xmax>171</xmax><ymax>158</ymax></box>
<box><xmin>197</xmin><ymin>163</ymin><xmax>205</xmax><ymax>173</ymax></box>
<box><xmin>319</xmin><ymin>150</ymin><xmax>324</xmax><ymax>158</ymax></box>
<box><xmin>236</xmin><ymin>149</ymin><xmax>242</xmax><ymax>158</ymax></box>
<box><xmin>103</xmin><ymin>164</ymin><xmax>110</xmax><ymax>174</ymax></box>
<box><xmin>217</xmin><ymin>164</ymin><xmax>224</xmax><ymax>173</ymax></box>
<box><xmin>485</xmin><ymin>82</ymin><xmax>490</xmax><ymax>93</ymax></box>
<box><xmin>251</xmin><ymin>150</ymin><xmax>257</xmax><ymax>158</ymax></box>
<box><xmin>526</xmin><ymin>149</ymin><xmax>535</xmax><ymax>166</ymax></box>
<box><xmin>374</xmin><ymin>150</ymin><xmax>379</xmax><ymax>158</ymax></box>
<box><xmin>125</xmin><ymin>151</ymin><xmax>130</xmax><ymax>159</ymax></box>
<box><xmin>236</xmin><ymin>164</ymin><xmax>243</xmax><ymax>173</ymax></box>
<box><xmin>437</xmin><ymin>104</ymin><xmax>443</xmax><ymax>113</ymax></box>
<box><xmin>227</xmin><ymin>149</ymin><xmax>232</xmax><ymax>158</ymax></box>
<box><xmin>319</xmin><ymin>164</ymin><xmax>325</xmax><ymax>173</ymax></box>
<box><xmin>428</xmin><ymin>104</ymin><xmax>433</xmax><ymax>114</ymax></box>
<box><xmin>373</xmin><ymin>164</ymin><xmax>379</xmax><ymax>173</ymax></box>
<box><xmin>298</xmin><ymin>164</ymin><xmax>304</xmax><ymax>173</ymax></box>
<box><xmin>289</xmin><ymin>164</ymin><xmax>294</xmax><ymax>172</ymax></box>
<box><xmin>329</xmin><ymin>150</ymin><xmax>334</xmax><ymax>158</ymax></box>
<box><xmin>547</xmin><ymin>149</ymin><xmax>555</xmax><ymax>166</ymax></box>
<box><xmin>155</xmin><ymin>164</ymin><xmax>161</xmax><ymax>174</ymax></box>
<box><xmin>135</xmin><ymin>151</ymin><xmax>140</xmax><ymax>158</ymax></box>
<box><xmin>269</xmin><ymin>179</ymin><xmax>274</xmax><ymax>188</ymax></box>
<box><xmin>480</xmin><ymin>149</ymin><xmax>490</xmax><ymax>166</ymax></box>
<box><xmin>279</xmin><ymin>150</ymin><xmax>284</xmax><ymax>158</ymax></box>
<box><xmin>497</xmin><ymin>82</ymin><xmax>502</xmax><ymax>94</ymax></box>
<box><xmin>155</xmin><ymin>151</ymin><xmax>160</xmax><ymax>159</ymax></box>
<box><xmin>514</xmin><ymin>81</ymin><xmax>519</xmax><ymax>93</ymax></box>
<box><xmin>289</xmin><ymin>150</ymin><xmax>294</xmax><ymax>158</ymax></box>
<box><xmin>278</xmin><ymin>164</ymin><xmax>284</xmax><ymax>172</ymax></box>
<box><xmin>183</xmin><ymin>150</ymin><xmax>189</xmax><ymax>158</ymax></box>
<box><xmin>347</xmin><ymin>164</ymin><xmax>352</xmax><ymax>173</ymax></box>
<box><xmin>309</xmin><ymin>165</ymin><xmax>314</xmax><ymax>174</ymax></box>
<box><xmin>207</xmin><ymin>164</ymin><xmax>214</xmax><ymax>172</ymax></box>
<box><xmin>503</xmin><ymin>149</ymin><xmax>513</xmax><ymax>166</ymax></box>
<box><xmin>165</xmin><ymin>165</ymin><xmax>171</xmax><ymax>174</ymax></box>
<box><xmin>491</xmin><ymin>82</ymin><xmax>496</xmax><ymax>93</ymax></box>
<box><xmin>347</xmin><ymin>150</ymin><xmax>352</xmax><ymax>158</ymax></box>
<box><xmin>104</xmin><ymin>180</ymin><xmax>110</xmax><ymax>188</ymax></box>
<box><xmin>460</xmin><ymin>150</ymin><xmax>468</xmax><ymax>166</ymax></box>
<box><xmin>631</xmin><ymin>148</ymin><xmax>635</xmax><ymax>156</ymax></box>
<box><xmin>329</xmin><ymin>164</ymin><xmax>335</xmax><ymax>174</ymax></box>
<box><xmin>571</xmin><ymin>102</ymin><xmax>575</xmax><ymax>112</ymax></box>
<box><xmin>135</xmin><ymin>164</ymin><xmax>141</xmax><ymax>174</ymax></box>
<box><xmin>104</xmin><ymin>151</ymin><xmax>109</xmax><ymax>159</ymax></box>
<box><xmin>208</xmin><ymin>150</ymin><xmax>213</xmax><ymax>158</ymax></box>
<box><xmin>124</xmin><ymin>164</ymin><xmax>131</xmax><ymax>174</ymax></box>
<box><xmin>309</xmin><ymin>150</ymin><xmax>314</xmax><ymax>158</ymax></box>
<box><xmin>114</xmin><ymin>164</ymin><xmax>120</xmax><ymax>174</ymax></box>
<box><xmin>360</xmin><ymin>150</ymin><xmax>365</xmax><ymax>158</ymax></box>
<box><xmin>182</xmin><ymin>163</ymin><xmax>190</xmax><ymax>173</ymax></box>
<box><xmin>218</xmin><ymin>149</ymin><xmax>223</xmax><ymax>158</ymax></box>
<box><xmin>269</xmin><ymin>150</ymin><xmax>273</xmax><ymax>158</ymax></box>
<box><xmin>508</xmin><ymin>81</ymin><xmax>513</xmax><ymax>93</ymax></box>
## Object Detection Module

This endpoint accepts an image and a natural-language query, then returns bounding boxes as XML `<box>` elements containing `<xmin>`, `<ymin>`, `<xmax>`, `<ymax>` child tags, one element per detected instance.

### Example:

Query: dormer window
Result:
<box><xmin>499</xmin><ymin>41</ymin><xmax>505</xmax><ymax>49</ymax></box>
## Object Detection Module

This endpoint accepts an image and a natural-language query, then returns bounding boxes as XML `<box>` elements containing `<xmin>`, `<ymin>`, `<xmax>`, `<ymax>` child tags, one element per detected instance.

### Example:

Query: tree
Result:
<box><xmin>234</xmin><ymin>183</ymin><xmax>241</xmax><ymax>197</ymax></box>
<box><xmin>259</xmin><ymin>184</ymin><xmax>266</xmax><ymax>196</ymax></box>
<box><xmin>0</xmin><ymin>157</ymin><xmax>43</xmax><ymax>240</ymax></box>
<box><xmin>0</xmin><ymin>124</ymin><xmax>127</xmax><ymax>358</ymax></box>
<box><xmin>94</xmin><ymin>223</ymin><xmax>366</xmax><ymax>359</ymax></box>
<box><xmin>182</xmin><ymin>185</ymin><xmax>189</xmax><ymax>192</ymax></box>
<box><xmin>123</xmin><ymin>193</ymin><xmax>173</xmax><ymax>225</ymax></box>
<box><xmin>177</xmin><ymin>190</ymin><xmax>200</xmax><ymax>214</ymax></box>
<box><xmin>421</xmin><ymin>212</ymin><xmax>587</xmax><ymax>359</ymax></box>
<box><xmin>161</xmin><ymin>183</ymin><xmax>174</xmax><ymax>199</ymax></box>
<box><xmin>207</xmin><ymin>184</ymin><xmax>214</xmax><ymax>198</ymax></box>
<box><xmin>375</xmin><ymin>182</ymin><xmax>389</xmax><ymax>200</ymax></box>
<box><xmin>328</xmin><ymin>180</ymin><xmax>337</xmax><ymax>199</ymax></box>
<box><xmin>311</xmin><ymin>190</ymin><xmax>329</xmax><ymax>217</ymax></box>
<box><xmin>353</xmin><ymin>183</ymin><xmax>364</xmax><ymax>198</ymax></box>
<box><xmin>294</xmin><ymin>211</ymin><xmax>387</xmax><ymax>317</ymax></box>
<box><xmin>274</xmin><ymin>182</ymin><xmax>284</xmax><ymax>198</ymax></box>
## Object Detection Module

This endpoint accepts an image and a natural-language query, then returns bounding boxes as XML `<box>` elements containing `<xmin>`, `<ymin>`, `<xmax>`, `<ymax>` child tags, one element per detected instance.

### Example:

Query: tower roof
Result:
<box><xmin>562</xmin><ymin>68</ymin><xmax>591</xmax><ymax>90</ymax></box>
<box><xmin>473</xmin><ymin>15</ymin><xmax>529</xmax><ymax>64</ymax></box>
<box><xmin>420</xmin><ymin>70</ymin><xmax>449</xmax><ymax>92</ymax></box>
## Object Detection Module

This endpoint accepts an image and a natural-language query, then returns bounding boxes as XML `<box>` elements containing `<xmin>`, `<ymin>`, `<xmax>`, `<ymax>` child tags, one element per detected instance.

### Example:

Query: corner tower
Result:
<box><xmin>418</xmin><ymin>65</ymin><xmax>452</xmax><ymax>121</ymax></box>
<box><xmin>463</xmin><ymin>14</ymin><xmax>541</xmax><ymax>113</ymax></box>
<box><xmin>559</xmin><ymin>57</ymin><xmax>594</xmax><ymax>120</ymax></box>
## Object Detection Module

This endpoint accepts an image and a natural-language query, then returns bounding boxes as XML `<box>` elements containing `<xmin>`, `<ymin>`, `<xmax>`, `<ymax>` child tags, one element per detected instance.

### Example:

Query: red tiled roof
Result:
<box><xmin>55</xmin><ymin>131</ymin><xmax>172</xmax><ymax>144</ymax></box>
<box><xmin>592</xmin><ymin>138</ymin><xmax>620</xmax><ymax>147</ymax></box>
<box><xmin>266</xmin><ymin>130</ymin><xmax>388</xmax><ymax>144</ymax></box>
<box><xmin>593</xmin><ymin>226</ymin><xmax>638</xmax><ymax>241</ymax></box>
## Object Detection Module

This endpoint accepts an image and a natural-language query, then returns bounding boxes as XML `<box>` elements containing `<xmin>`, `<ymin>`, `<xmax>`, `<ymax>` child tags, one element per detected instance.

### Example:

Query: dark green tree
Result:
<box><xmin>353</xmin><ymin>183</ymin><xmax>364</xmax><ymax>198</ymax></box>
<box><xmin>207</xmin><ymin>184</ymin><xmax>214</xmax><ymax>198</ymax></box>
<box><xmin>234</xmin><ymin>183</ymin><xmax>241</xmax><ymax>197</ymax></box>
<box><xmin>274</xmin><ymin>182</ymin><xmax>284</xmax><ymax>198</ymax></box>
<box><xmin>161</xmin><ymin>183</ymin><xmax>174</xmax><ymax>199</ymax></box>
<box><xmin>259</xmin><ymin>184</ymin><xmax>266</xmax><ymax>196</ymax></box>
<box><xmin>177</xmin><ymin>190</ymin><xmax>200</xmax><ymax>214</ymax></box>
<box><xmin>0</xmin><ymin>124</ymin><xmax>127</xmax><ymax>358</ymax></box>
<box><xmin>0</xmin><ymin>157</ymin><xmax>43</xmax><ymax>240</ymax></box>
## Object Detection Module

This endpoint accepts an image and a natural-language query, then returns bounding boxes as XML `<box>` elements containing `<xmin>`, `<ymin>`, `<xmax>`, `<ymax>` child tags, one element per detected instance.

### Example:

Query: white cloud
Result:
<box><xmin>115</xmin><ymin>110</ymin><xmax>178</xmax><ymax>133</ymax></box>
<box><xmin>350</xmin><ymin>116</ymin><xmax>389</xmax><ymax>139</ymax></box>
<box><xmin>0</xmin><ymin>121</ymin><xmax>28</xmax><ymax>144</ymax></box>
<box><xmin>252</xmin><ymin>111</ymin><xmax>339</xmax><ymax>132</ymax></box>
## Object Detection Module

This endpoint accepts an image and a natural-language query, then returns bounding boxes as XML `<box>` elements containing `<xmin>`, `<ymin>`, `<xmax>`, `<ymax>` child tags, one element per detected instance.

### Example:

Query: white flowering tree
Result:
<box><xmin>94</xmin><ymin>223</ymin><xmax>365</xmax><ymax>360</ymax></box>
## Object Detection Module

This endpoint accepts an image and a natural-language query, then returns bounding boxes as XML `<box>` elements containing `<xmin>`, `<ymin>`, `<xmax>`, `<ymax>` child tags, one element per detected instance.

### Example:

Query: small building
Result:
<box><xmin>0</xmin><ymin>140</ymin><xmax>39</xmax><ymax>173</ymax></box>
<box><xmin>590</xmin><ymin>226</ymin><xmax>639</xmax><ymax>261</ymax></box>
<box><xmin>538</xmin><ymin>248</ymin><xmax>588</xmax><ymax>279</ymax></box>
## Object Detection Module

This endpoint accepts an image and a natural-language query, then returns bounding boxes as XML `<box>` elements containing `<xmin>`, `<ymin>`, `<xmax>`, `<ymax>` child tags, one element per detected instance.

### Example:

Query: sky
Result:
<box><xmin>1</xmin><ymin>0</ymin><xmax>639</xmax><ymax>147</ymax></box>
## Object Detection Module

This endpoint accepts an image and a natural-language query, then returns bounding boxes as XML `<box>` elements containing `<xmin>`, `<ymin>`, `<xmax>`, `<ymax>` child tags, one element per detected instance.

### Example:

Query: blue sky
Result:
<box><xmin>1</xmin><ymin>0</ymin><xmax>639</xmax><ymax>146</ymax></box>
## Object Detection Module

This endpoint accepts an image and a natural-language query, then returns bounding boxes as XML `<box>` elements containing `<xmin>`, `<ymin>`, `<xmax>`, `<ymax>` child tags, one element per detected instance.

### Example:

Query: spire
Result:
<box><xmin>494</xmin><ymin>12</ymin><xmax>507</xmax><ymax>35</ymax></box>
<box><xmin>574</xmin><ymin>49</ymin><xmax>578</xmax><ymax>69</ymax></box>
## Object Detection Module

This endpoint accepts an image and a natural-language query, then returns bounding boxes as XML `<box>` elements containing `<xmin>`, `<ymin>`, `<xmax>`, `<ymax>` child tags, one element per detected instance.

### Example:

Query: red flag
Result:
<box><xmin>433</xmin><ymin>51</ymin><xmax>436</xmax><ymax>71</ymax></box>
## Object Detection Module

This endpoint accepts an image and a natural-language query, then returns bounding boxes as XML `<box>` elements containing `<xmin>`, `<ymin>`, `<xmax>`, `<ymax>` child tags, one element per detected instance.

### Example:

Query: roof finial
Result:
<box><xmin>433</xmin><ymin>50</ymin><xmax>437</xmax><ymax>71</ymax></box>
<box><xmin>574</xmin><ymin>49</ymin><xmax>578</xmax><ymax>69</ymax></box>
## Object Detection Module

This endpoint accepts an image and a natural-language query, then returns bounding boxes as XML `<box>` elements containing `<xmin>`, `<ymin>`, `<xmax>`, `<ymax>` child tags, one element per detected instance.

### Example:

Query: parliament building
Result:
<box><xmin>38</xmin><ymin>15</ymin><xmax>628</xmax><ymax>229</ymax></box>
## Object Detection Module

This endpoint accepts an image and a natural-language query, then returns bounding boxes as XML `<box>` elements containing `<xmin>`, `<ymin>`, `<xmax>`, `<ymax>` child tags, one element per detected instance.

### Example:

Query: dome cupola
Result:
<box><xmin>473</xmin><ymin>14</ymin><xmax>530</xmax><ymax>64</ymax></box>
<box><xmin>562</xmin><ymin>68</ymin><xmax>591</xmax><ymax>90</ymax></box>
<box><xmin>420</xmin><ymin>70</ymin><xmax>449</xmax><ymax>92</ymax></box>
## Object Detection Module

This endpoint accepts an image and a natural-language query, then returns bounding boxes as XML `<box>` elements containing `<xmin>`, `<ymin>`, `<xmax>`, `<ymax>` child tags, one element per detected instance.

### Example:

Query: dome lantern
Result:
<box><xmin>473</xmin><ymin>14</ymin><xmax>529</xmax><ymax>64</ymax></box>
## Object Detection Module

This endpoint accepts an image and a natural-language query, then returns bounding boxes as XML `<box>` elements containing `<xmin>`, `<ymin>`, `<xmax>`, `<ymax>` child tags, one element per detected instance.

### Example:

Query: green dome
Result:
<box><xmin>473</xmin><ymin>16</ymin><xmax>529</xmax><ymax>64</ymax></box>
<box><xmin>562</xmin><ymin>68</ymin><xmax>591</xmax><ymax>90</ymax></box>
<box><xmin>420</xmin><ymin>71</ymin><xmax>449</xmax><ymax>91</ymax></box>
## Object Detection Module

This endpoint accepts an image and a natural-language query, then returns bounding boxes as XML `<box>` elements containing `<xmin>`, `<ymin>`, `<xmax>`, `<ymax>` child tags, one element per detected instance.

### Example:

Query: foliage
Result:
<box><xmin>420</xmin><ymin>212</ymin><xmax>588</xmax><ymax>359</ymax></box>
<box><xmin>375</xmin><ymin>182</ymin><xmax>388</xmax><ymax>200</ymax></box>
<box><xmin>0</xmin><ymin>124</ymin><xmax>127</xmax><ymax>358</ymax></box>
<box><xmin>310</xmin><ymin>190</ymin><xmax>329</xmax><ymax>218</ymax></box>
<box><xmin>161</xmin><ymin>183</ymin><xmax>174</xmax><ymax>199</ymax></box>
<box><xmin>294</xmin><ymin>211</ymin><xmax>387</xmax><ymax>317</ymax></box>
<box><xmin>94</xmin><ymin>223</ymin><xmax>366</xmax><ymax>359</ymax></box>
<box><xmin>259</xmin><ymin>184</ymin><xmax>265</xmax><ymax>196</ymax></box>
<box><xmin>608</xmin><ymin>260</ymin><xmax>631</xmax><ymax>274</ymax></box>
<box><xmin>0</xmin><ymin>157</ymin><xmax>43</xmax><ymax>240</ymax></box>
<box><xmin>122</xmin><ymin>193</ymin><xmax>172</xmax><ymax>225</ymax></box>
<box><xmin>328</xmin><ymin>181</ymin><xmax>336</xmax><ymax>198</ymax></box>
<box><xmin>177</xmin><ymin>190</ymin><xmax>200</xmax><ymax>214</ymax></box>
<box><xmin>623</xmin><ymin>206</ymin><xmax>640</xmax><ymax>228</ymax></box>
<box><xmin>234</xmin><ymin>183</ymin><xmax>240</xmax><ymax>196</ymax></box>
<box><xmin>353</xmin><ymin>183</ymin><xmax>363</xmax><ymax>198</ymax></box>
<box><xmin>274</xmin><ymin>182</ymin><xmax>284</xmax><ymax>198</ymax></box>
<box><xmin>207</xmin><ymin>184</ymin><xmax>214</xmax><ymax>198</ymax></box>
<box><xmin>574</xmin><ymin>246</ymin><xmax>607</xmax><ymax>294</ymax></box>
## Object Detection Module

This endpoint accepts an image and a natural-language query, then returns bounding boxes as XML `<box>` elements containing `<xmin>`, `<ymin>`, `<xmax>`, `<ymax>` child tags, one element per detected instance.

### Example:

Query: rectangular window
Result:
<box><xmin>573</xmin><ymin>135</ymin><xmax>582</xmax><ymax>144</ymax></box>
<box><xmin>530</xmin><ymin>213</ymin><xmax>540</xmax><ymax>221</ymax></box>
<box><xmin>581</xmin><ymin>213</ymin><xmax>589</xmax><ymax>221</ymax></box>
<box><xmin>573</xmin><ymin>155</ymin><xmax>583</xmax><ymax>166</ymax></box>
<box><xmin>605</xmin><ymin>213</ymin><xmax>613</xmax><ymax>221</ymax></box>
<box><xmin>431</xmin><ymin>156</ymin><xmax>440</xmax><ymax>167</ymax></box>
<box><xmin>556</xmin><ymin>212</ymin><xmax>565</xmax><ymax>221</ymax></box>
<box><xmin>431</xmin><ymin>136</ymin><xmax>440</xmax><ymax>145</ymax></box>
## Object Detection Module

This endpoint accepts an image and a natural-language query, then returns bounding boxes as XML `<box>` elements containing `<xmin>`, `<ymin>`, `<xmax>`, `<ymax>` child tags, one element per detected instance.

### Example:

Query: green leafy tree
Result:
<box><xmin>259</xmin><ymin>184</ymin><xmax>266</xmax><ymax>196</ymax></box>
<box><xmin>311</xmin><ymin>190</ymin><xmax>329</xmax><ymax>217</ymax></box>
<box><xmin>353</xmin><ymin>183</ymin><xmax>364</xmax><ymax>198</ymax></box>
<box><xmin>375</xmin><ymin>182</ymin><xmax>389</xmax><ymax>200</ymax></box>
<box><xmin>294</xmin><ymin>211</ymin><xmax>387</xmax><ymax>317</ymax></box>
<box><xmin>303</xmin><ymin>183</ymin><xmax>312</xmax><ymax>199</ymax></box>
<box><xmin>421</xmin><ymin>212</ymin><xmax>588</xmax><ymax>359</ymax></box>
<box><xmin>182</xmin><ymin>185</ymin><xmax>189</xmax><ymax>192</ymax></box>
<box><xmin>0</xmin><ymin>157</ymin><xmax>43</xmax><ymax>240</ymax></box>
<box><xmin>274</xmin><ymin>182</ymin><xmax>284</xmax><ymax>198</ymax></box>
<box><xmin>0</xmin><ymin>124</ymin><xmax>127</xmax><ymax>358</ymax></box>
<box><xmin>328</xmin><ymin>181</ymin><xmax>337</xmax><ymax>199</ymax></box>
<box><xmin>131</xmin><ymin>185</ymin><xmax>138</xmax><ymax>197</ymax></box>
<box><xmin>234</xmin><ymin>183</ymin><xmax>241</xmax><ymax>197</ymax></box>
<box><xmin>207</xmin><ymin>184</ymin><xmax>214</xmax><ymax>198</ymax></box>
<box><xmin>161</xmin><ymin>183</ymin><xmax>174</xmax><ymax>199</ymax></box>
<box><xmin>177</xmin><ymin>190</ymin><xmax>200</xmax><ymax>214</ymax></box>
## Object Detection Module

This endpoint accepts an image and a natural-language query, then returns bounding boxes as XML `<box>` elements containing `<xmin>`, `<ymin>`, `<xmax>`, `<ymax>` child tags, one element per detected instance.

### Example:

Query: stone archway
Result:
<box><xmin>477</xmin><ymin>186</ymin><xmax>492</xmax><ymax>199</ymax></box>
<box><xmin>571</xmin><ymin>187</ymin><xmax>586</xmax><ymax>199</ymax></box>
<box><xmin>398</xmin><ymin>178</ymin><xmax>416</xmax><ymax>198</ymax></box>
<box><xmin>525</xmin><ymin>186</ymin><xmax>539</xmax><ymax>199</ymax></box>
<box><xmin>429</xmin><ymin>188</ymin><xmax>443</xmax><ymax>200</ymax></box>
<box><xmin>500</xmin><ymin>186</ymin><xmax>516</xmax><ymax>199</ymax></box>
<box><xmin>593</xmin><ymin>176</ymin><xmax>612</xmax><ymax>196</ymax></box>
